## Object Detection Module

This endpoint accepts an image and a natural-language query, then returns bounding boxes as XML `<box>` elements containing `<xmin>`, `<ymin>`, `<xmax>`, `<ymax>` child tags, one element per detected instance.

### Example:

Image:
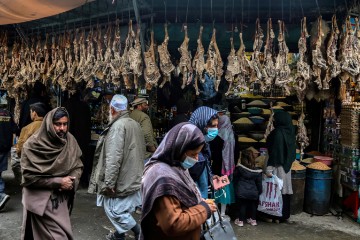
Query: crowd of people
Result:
<box><xmin>0</xmin><ymin>90</ymin><xmax>296</xmax><ymax>240</ymax></box>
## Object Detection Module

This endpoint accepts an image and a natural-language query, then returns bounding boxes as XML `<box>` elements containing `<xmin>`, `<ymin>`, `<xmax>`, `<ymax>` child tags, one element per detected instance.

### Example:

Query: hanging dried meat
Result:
<box><xmin>275</xmin><ymin>20</ymin><xmax>292</xmax><ymax>95</ymax></box>
<box><xmin>129</xmin><ymin>24</ymin><xmax>143</xmax><ymax>89</ymax></box>
<box><xmin>40</xmin><ymin>33</ymin><xmax>50</xmax><ymax>84</ymax></box>
<box><xmin>296</xmin><ymin>112</ymin><xmax>309</xmax><ymax>156</ymax></box>
<box><xmin>262</xmin><ymin>18</ymin><xmax>276</xmax><ymax>91</ymax></box>
<box><xmin>295</xmin><ymin>17</ymin><xmax>311</xmax><ymax>101</ymax></box>
<box><xmin>158</xmin><ymin>23</ymin><xmax>175</xmax><ymax>88</ymax></box>
<box><xmin>312</xmin><ymin>16</ymin><xmax>328</xmax><ymax>90</ymax></box>
<box><xmin>249</xmin><ymin>18</ymin><xmax>264</xmax><ymax>86</ymax></box>
<box><xmin>102</xmin><ymin>23</ymin><xmax>114</xmax><ymax>83</ymax></box>
<box><xmin>205</xmin><ymin>28</ymin><xmax>223</xmax><ymax>91</ymax></box>
<box><xmin>74</xmin><ymin>29</ymin><xmax>86</xmax><ymax>82</ymax></box>
<box><xmin>109</xmin><ymin>19</ymin><xmax>122</xmax><ymax>86</ymax></box>
<box><xmin>92</xmin><ymin>24</ymin><xmax>105</xmax><ymax>80</ymax></box>
<box><xmin>339</xmin><ymin>16</ymin><xmax>360</xmax><ymax>81</ymax></box>
<box><xmin>121</xmin><ymin>20</ymin><xmax>134</xmax><ymax>89</ymax></box>
<box><xmin>235</xmin><ymin>32</ymin><xmax>251</xmax><ymax>91</ymax></box>
<box><xmin>224</xmin><ymin>37</ymin><xmax>240</xmax><ymax>96</ymax></box>
<box><xmin>325</xmin><ymin>15</ymin><xmax>341</xmax><ymax>85</ymax></box>
<box><xmin>178</xmin><ymin>25</ymin><xmax>193</xmax><ymax>89</ymax></box>
<box><xmin>192</xmin><ymin>26</ymin><xmax>205</xmax><ymax>95</ymax></box>
<box><xmin>144</xmin><ymin>30</ymin><xmax>161</xmax><ymax>89</ymax></box>
<box><xmin>83</xmin><ymin>28</ymin><xmax>96</xmax><ymax>86</ymax></box>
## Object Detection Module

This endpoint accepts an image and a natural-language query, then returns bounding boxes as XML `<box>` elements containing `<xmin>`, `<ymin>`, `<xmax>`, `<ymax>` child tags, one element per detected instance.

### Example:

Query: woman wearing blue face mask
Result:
<box><xmin>188</xmin><ymin>106</ymin><xmax>219</xmax><ymax>199</ymax></box>
<box><xmin>141</xmin><ymin>123</ymin><xmax>217</xmax><ymax>240</ymax></box>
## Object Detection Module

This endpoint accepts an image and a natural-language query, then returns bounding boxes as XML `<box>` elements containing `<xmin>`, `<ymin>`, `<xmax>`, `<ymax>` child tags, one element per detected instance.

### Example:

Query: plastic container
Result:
<box><xmin>314</xmin><ymin>156</ymin><xmax>333</xmax><ymax>166</ymax></box>
<box><xmin>304</xmin><ymin>169</ymin><xmax>332</xmax><ymax>215</ymax></box>
<box><xmin>291</xmin><ymin>169</ymin><xmax>306</xmax><ymax>215</ymax></box>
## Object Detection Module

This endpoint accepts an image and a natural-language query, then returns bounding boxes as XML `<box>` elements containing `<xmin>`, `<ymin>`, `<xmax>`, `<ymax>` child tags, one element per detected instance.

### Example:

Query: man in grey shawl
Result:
<box><xmin>21</xmin><ymin>107</ymin><xmax>83</xmax><ymax>240</ymax></box>
<box><xmin>88</xmin><ymin>95</ymin><xmax>145</xmax><ymax>240</ymax></box>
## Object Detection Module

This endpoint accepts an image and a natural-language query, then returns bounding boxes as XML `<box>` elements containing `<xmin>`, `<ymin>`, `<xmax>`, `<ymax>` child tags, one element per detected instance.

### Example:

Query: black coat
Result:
<box><xmin>233</xmin><ymin>164</ymin><xmax>263</xmax><ymax>200</ymax></box>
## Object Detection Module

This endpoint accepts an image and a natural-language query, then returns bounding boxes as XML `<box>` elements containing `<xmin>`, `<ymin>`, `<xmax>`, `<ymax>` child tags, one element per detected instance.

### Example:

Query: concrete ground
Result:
<box><xmin>1</xmin><ymin>169</ymin><xmax>360</xmax><ymax>240</ymax></box>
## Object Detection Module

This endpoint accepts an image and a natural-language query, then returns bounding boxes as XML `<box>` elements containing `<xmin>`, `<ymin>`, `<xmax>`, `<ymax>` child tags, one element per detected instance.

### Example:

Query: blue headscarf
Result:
<box><xmin>189</xmin><ymin>106</ymin><xmax>218</xmax><ymax>132</ymax></box>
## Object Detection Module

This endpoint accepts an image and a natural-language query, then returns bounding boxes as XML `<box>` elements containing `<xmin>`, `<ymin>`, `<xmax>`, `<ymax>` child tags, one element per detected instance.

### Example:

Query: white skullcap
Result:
<box><xmin>110</xmin><ymin>94</ymin><xmax>128</xmax><ymax>111</ymax></box>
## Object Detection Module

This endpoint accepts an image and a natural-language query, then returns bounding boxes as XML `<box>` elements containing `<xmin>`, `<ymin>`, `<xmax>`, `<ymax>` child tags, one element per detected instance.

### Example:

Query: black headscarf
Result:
<box><xmin>141</xmin><ymin>123</ymin><xmax>205</xmax><ymax>230</ymax></box>
<box><xmin>266</xmin><ymin>111</ymin><xmax>296</xmax><ymax>173</ymax></box>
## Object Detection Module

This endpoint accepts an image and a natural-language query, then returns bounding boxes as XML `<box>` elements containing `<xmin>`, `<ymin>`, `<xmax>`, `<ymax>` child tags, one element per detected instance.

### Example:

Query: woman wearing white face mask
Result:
<box><xmin>188</xmin><ymin>106</ymin><xmax>219</xmax><ymax>199</ymax></box>
<box><xmin>141</xmin><ymin>123</ymin><xmax>217</xmax><ymax>240</ymax></box>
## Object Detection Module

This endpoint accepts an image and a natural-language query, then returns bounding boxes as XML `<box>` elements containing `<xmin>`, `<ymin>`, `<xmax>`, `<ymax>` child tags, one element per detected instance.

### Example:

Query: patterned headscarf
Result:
<box><xmin>217</xmin><ymin>115</ymin><xmax>235</xmax><ymax>179</ymax></box>
<box><xmin>189</xmin><ymin>106</ymin><xmax>218</xmax><ymax>132</ymax></box>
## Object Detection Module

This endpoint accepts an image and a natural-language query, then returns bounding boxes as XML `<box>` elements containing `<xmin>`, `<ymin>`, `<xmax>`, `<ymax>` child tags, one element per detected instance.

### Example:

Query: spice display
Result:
<box><xmin>307</xmin><ymin>162</ymin><xmax>331</xmax><ymax>170</ymax></box>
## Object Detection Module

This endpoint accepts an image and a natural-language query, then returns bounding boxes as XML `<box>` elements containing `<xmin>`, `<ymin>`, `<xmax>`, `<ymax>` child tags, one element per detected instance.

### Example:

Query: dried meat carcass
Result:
<box><xmin>235</xmin><ymin>32</ymin><xmax>251</xmax><ymax>91</ymax></box>
<box><xmin>205</xmin><ymin>28</ymin><xmax>223</xmax><ymax>92</ymax></box>
<box><xmin>121</xmin><ymin>20</ymin><xmax>134</xmax><ymax>89</ymax></box>
<box><xmin>325</xmin><ymin>15</ymin><xmax>341</xmax><ymax>85</ymax></box>
<box><xmin>339</xmin><ymin>16</ymin><xmax>360</xmax><ymax>80</ymax></box>
<box><xmin>53</xmin><ymin>35</ymin><xmax>66</xmax><ymax>87</ymax></box>
<box><xmin>178</xmin><ymin>25</ymin><xmax>193</xmax><ymax>89</ymax></box>
<box><xmin>70</xmin><ymin>29</ymin><xmax>79</xmax><ymax>80</ymax></box>
<box><xmin>275</xmin><ymin>20</ymin><xmax>292</xmax><ymax>95</ymax></box>
<box><xmin>0</xmin><ymin>33</ymin><xmax>9</xmax><ymax>81</ymax></box>
<box><xmin>83</xmin><ymin>28</ymin><xmax>96</xmax><ymax>86</ymax></box>
<box><xmin>129</xmin><ymin>24</ymin><xmax>143</xmax><ymax>89</ymax></box>
<box><xmin>109</xmin><ymin>19</ymin><xmax>122</xmax><ymax>86</ymax></box>
<box><xmin>40</xmin><ymin>33</ymin><xmax>50</xmax><ymax>84</ymax></box>
<box><xmin>296</xmin><ymin>112</ymin><xmax>309</xmax><ymax>157</ymax></box>
<box><xmin>312</xmin><ymin>16</ymin><xmax>328</xmax><ymax>90</ymax></box>
<box><xmin>224</xmin><ymin>37</ymin><xmax>240</xmax><ymax>96</ymax></box>
<box><xmin>102</xmin><ymin>23</ymin><xmax>114</xmax><ymax>83</ymax></box>
<box><xmin>92</xmin><ymin>24</ymin><xmax>105</xmax><ymax>80</ymax></box>
<box><xmin>8</xmin><ymin>41</ymin><xmax>20</xmax><ymax>80</ymax></box>
<box><xmin>158</xmin><ymin>23</ymin><xmax>175</xmax><ymax>88</ymax></box>
<box><xmin>74</xmin><ymin>29</ymin><xmax>86</xmax><ymax>82</ymax></box>
<box><xmin>262</xmin><ymin>18</ymin><xmax>276</xmax><ymax>91</ymax></box>
<box><xmin>192</xmin><ymin>26</ymin><xmax>205</xmax><ymax>95</ymax></box>
<box><xmin>249</xmin><ymin>19</ymin><xmax>264</xmax><ymax>87</ymax></box>
<box><xmin>295</xmin><ymin>17</ymin><xmax>311</xmax><ymax>101</ymax></box>
<box><xmin>144</xmin><ymin>30</ymin><xmax>161</xmax><ymax>89</ymax></box>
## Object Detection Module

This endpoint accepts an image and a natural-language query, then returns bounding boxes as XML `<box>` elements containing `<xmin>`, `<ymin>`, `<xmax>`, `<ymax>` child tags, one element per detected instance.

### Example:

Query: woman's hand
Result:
<box><xmin>205</xmin><ymin>199</ymin><xmax>217</xmax><ymax>213</ymax></box>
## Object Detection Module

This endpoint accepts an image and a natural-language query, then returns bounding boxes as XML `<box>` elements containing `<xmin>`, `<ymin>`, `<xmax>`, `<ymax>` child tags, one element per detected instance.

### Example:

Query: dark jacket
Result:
<box><xmin>233</xmin><ymin>164</ymin><xmax>263</xmax><ymax>200</ymax></box>
<box><xmin>169</xmin><ymin>113</ymin><xmax>189</xmax><ymax>129</ymax></box>
<box><xmin>0</xmin><ymin>108</ymin><xmax>16</xmax><ymax>152</ymax></box>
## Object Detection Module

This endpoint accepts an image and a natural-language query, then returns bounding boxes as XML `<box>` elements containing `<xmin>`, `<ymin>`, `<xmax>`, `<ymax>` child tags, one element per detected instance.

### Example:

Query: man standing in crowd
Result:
<box><xmin>88</xmin><ymin>95</ymin><xmax>145</xmax><ymax>240</ymax></box>
<box><xmin>129</xmin><ymin>98</ymin><xmax>157</xmax><ymax>161</ymax></box>
<box><xmin>0</xmin><ymin>102</ymin><xmax>16</xmax><ymax>211</ymax></box>
<box><xmin>21</xmin><ymin>107</ymin><xmax>83</xmax><ymax>239</ymax></box>
<box><xmin>12</xmin><ymin>102</ymin><xmax>46</xmax><ymax>183</ymax></box>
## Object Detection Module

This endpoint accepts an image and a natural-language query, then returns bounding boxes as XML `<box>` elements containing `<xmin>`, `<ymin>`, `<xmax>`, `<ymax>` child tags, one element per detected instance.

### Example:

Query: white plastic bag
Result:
<box><xmin>257</xmin><ymin>175</ymin><xmax>283</xmax><ymax>217</ymax></box>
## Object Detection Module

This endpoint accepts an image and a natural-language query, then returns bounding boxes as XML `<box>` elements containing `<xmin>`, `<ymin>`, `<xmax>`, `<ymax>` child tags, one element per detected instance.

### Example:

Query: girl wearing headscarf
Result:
<box><xmin>265</xmin><ymin>111</ymin><xmax>296</xmax><ymax>222</ymax></box>
<box><xmin>188</xmin><ymin>106</ymin><xmax>219</xmax><ymax>199</ymax></box>
<box><xmin>209</xmin><ymin>115</ymin><xmax>236</xmax><ymax>217</ymax></box>
<box><xmin>141</xmin><ymin>123</ymin><xmax>216</xmax><ymax>240</ymax></box>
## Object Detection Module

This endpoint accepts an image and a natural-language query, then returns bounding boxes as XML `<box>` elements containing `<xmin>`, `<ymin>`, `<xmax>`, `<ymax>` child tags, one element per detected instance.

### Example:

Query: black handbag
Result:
<box><xmin>202</xmin><ymin>166</ymin><xmax>238</xmax><ymax>240</ymax></box>
<box><xmin>202</xmin><ymin>209</ymin><xmax>238</xmax><ymax>240</ymax></box>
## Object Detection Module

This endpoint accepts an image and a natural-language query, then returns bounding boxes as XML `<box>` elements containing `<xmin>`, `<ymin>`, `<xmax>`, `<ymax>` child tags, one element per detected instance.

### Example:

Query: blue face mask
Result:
<box><xmin>205</xmin><ymin>127</ymin><xmax>218</xmax><ymax>142</ymax></box>
<box><xmin>180</xmin><ymin>155</ymin><xmax>198</xmax><ymax>169</ymax></box>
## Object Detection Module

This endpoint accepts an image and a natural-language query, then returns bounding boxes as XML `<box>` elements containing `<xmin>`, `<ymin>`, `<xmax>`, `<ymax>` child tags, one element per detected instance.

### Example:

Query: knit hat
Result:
<box><xmin>110</xmin><ymin>94</ymin><xmax>128</xmax><ymax>111</ymax></box>
<box><xmin>131</xmin><ymin>98</ymin><xmax>147</xmax><ymax>107</ymax></box>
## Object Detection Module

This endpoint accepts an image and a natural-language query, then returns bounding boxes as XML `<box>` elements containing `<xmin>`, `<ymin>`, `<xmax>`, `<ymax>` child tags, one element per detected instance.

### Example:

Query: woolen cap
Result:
<box><xmin>131</xmin><ymin>98</ymin><xmax>147</xmax><ymax>107</ymax></box>
<box><xmin>110</xmin><ymin>94</ymin><xmax>128</xmax><ymax>111</ymax></box>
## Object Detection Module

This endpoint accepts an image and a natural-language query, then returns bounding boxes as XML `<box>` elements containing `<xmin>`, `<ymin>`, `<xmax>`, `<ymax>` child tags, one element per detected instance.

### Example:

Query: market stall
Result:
<box><xmin>1</xmin><ymin>0</ymin><xmax>360</xmax><ymax>222</ymax></box>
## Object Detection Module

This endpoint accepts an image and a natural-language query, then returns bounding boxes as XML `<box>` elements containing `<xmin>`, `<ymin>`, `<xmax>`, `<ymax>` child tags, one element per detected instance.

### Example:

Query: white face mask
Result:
<box><xmin>180</xmin><ymin>155</ymin><xmax>198</xmax><ymax>169</ymax></box>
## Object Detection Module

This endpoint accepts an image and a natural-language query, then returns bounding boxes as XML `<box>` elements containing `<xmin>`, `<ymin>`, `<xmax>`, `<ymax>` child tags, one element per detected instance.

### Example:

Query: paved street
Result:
<box><xmin>1</xmin><ymin>169</ymin><xmax>360</xmax><ymax>240</ymax></box>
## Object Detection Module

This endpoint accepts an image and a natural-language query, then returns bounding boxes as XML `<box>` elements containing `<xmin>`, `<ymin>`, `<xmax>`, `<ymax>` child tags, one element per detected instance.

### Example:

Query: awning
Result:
<box><xmin>0</xmin><ymin>0</ymin><xmax>91</xmax><ymax>25</ymax></box>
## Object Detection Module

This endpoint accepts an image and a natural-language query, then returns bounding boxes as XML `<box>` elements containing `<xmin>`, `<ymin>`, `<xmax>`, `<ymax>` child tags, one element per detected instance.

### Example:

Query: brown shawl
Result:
<box><xmin>21</xmin><ymin>107</ymin><xmax>83</xmax><ymax>187</ymax></box>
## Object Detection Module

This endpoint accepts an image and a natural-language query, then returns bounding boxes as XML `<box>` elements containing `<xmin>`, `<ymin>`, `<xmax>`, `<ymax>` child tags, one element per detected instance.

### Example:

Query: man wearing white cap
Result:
<box><xmin>88</xmin><ymin>94</ymin><xmax>145</xmax><ymax>240</ymax></box>
<box><xmin>129</xmin><ymin>98</ymin><xmax>157</xmax><ymax>160</ymax></box>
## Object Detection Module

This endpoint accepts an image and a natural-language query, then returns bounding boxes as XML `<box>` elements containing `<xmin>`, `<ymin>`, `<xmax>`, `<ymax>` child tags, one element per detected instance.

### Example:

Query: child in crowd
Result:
<box><xmin>233</xmin><ymin>148</ymin><xmax>263</xmax><ymax>227</ymax></box>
